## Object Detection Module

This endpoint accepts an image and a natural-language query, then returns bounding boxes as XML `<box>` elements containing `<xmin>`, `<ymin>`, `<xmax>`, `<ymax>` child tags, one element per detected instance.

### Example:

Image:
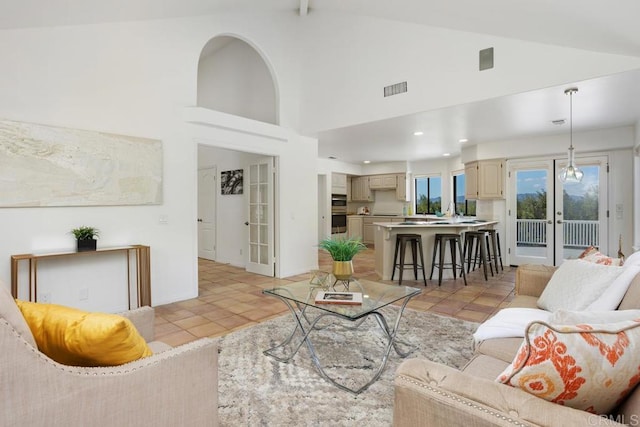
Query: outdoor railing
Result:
<box><xmin>516</xmin><ymin>219</ymin><xmax>599</xmax><ymax>248</ymax></box>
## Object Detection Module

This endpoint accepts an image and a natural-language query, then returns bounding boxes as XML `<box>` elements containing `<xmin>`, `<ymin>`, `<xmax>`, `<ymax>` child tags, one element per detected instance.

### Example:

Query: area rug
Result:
<box><xmin>215</xmin><ymin>307</ymin><xmax>479</xmax><ymax>426</ymax></box>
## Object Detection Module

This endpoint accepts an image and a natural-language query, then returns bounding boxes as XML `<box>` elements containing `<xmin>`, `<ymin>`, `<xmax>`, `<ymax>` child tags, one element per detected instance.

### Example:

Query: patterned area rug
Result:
<box><xmin>216</xmin><ymin>307</ymin><xmax>478</xmax><ymax>426</ymax></box>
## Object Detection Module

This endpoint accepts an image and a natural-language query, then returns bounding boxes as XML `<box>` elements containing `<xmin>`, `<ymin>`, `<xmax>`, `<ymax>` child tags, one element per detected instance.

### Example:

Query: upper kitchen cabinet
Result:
<box><xmin>396</xmin><ymin>173</ymin><xmax>408</xmax><ymax>201</ymax></box>
<box><xmin>368</xmin><ymin>174</ymin><xmax>397</xmax><ymax>190</ymax></box>
<box><xmin>465</xmin><ymin>159</ymin><xmax>505</xmax><ymax>199</ymax></box>
<box><xmin>331</xmin><ymin>173</ymin><xmax>347</xmax><ymax>195</ymax></box>
<box><xmin>351</xmin><ymin>176</ymin><xmax>374</xmax><ymax>202</ymax></box>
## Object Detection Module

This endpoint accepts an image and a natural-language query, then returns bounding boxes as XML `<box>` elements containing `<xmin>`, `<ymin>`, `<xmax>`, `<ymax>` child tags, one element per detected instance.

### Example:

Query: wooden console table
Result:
<box><xmin>10</xmin><ymin>245</ymin><xmax>151</xmax><ymax>309</ymax></box>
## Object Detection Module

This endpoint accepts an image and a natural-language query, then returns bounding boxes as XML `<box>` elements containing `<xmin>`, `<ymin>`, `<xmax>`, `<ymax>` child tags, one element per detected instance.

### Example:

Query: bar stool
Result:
<box><xmin>391</xmin><ymin>234</ymin><xmax>427</xmax><ymax>286</ymax></box>
<box><xmin>480</xmin><ymin>229</ymin><xmax>504</xmax><ymax>273</ymax></box>
<box><xmin>463</xmin><ymin>231</ymin><xmax>493</xmax><ymax>281</ymax></box>
<box><xmin>429</xmin><ymin>233</ymin><xmax>467</xmax><ymax>287</ymax></box>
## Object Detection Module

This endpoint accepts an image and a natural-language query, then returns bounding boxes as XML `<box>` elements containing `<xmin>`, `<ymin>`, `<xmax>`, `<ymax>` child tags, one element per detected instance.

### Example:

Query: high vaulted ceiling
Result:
<box><xmin>2</xmin><ymin>0</ymin><xmax>640</xmax><ymax>163</ymax></box>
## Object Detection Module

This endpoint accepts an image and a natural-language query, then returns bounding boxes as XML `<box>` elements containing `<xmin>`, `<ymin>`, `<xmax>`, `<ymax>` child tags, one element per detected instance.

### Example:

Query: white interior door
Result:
<box><xmin>198</xmin><ymin>167</ymin><xmax>217</xmax><ymax>260</ymax></box>
<box><xmin>246</xmin><ymin>157</ymin><xmax>274</xmax><ymax>276</ymax></box>
<box><xmin>507</xmin><ymin>160</ymin><xmax>554</xmax><ymax>266</ymax></box>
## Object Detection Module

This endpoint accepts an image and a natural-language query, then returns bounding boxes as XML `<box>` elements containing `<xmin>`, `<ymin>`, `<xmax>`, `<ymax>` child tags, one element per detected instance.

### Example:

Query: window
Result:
<box><xmin>453</xmin><ymin>172</ymin><xmax>476</xmax><ymax>216</ymax></box>
<box><xmin>415</xmin><ymin>176</ymin><xmax>442</xmax><ymax>214</ymax></box>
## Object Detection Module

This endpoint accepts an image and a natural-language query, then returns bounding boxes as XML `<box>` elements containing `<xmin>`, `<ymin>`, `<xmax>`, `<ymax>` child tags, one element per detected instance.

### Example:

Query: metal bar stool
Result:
<box><xmin>463</xmin><ymin>231</ymin><xmax>493</xmax><ymax>281</ymax></box>
<box><xmin>479</xmin><ymin>229</ymin><xmax>504</xmax><ymax>273</ymax></box>
<box><xmin>429</xmin><ymin>233</ymin><xmax>467</xmax><ymax>287</ymax></box>
<box><xmin>391</xmin><ymin>233</ymin><xmax>427</xmax><ymax>286</ymax></box>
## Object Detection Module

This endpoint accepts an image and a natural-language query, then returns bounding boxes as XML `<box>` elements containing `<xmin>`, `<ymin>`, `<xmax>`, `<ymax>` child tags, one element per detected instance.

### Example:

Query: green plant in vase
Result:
<box><xmin>318</xmin><ymin>236</ymin><xmax>366</xmax><ymax>280</ymax></box>
<box><xmin>71</xmin><ymin>226</ymin><xmax>100</xmax><ymax>252</ymax></box>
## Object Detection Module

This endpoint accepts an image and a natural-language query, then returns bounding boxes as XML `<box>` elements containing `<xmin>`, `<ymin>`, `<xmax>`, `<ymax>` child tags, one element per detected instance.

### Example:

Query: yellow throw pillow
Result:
<box><xmin>16</xmin><ymin>300</ymin><xmax>153</xmax><ymax>367</ymax></box>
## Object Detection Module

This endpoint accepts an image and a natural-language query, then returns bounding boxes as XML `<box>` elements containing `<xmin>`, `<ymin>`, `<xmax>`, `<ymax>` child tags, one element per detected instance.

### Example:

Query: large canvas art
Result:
<box><xmin>0</xmin><ymin>119</ymin><xmax>162</xmax><ymax>207</ymax></box>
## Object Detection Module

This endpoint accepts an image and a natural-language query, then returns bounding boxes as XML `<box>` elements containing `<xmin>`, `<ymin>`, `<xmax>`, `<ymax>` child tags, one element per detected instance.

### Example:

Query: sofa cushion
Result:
<box><xmin>16</xmin><ymin>300</ymin><xmax>153</xmax><ymax>367</ymax></box>
<box><xmin>579</xmin><ymin>245</ymin><xmax>624</xmax><ymax>266</ymax></box>
<box><xmin>550</xmin><ymin>309</ymin><xmax>640</xmax><ymax>325</ymax></box>
<box><xmin>497</xmin><ymin>319</ymin><xmax>640</xmax><ymax>414</ymax></box>
<box><xmin>461</xmin><ymin>354</ymin><xmax>510</xmax><ymax>381</ymax></box>
<box><xmin>475</xmin><ymin>337</ymin><xmax>525</xmax><ymax>363</ymax></box>
<box><xmin>0</xmin><ymin>284</ymin><xmax>36</xmax><ymax>348</ymax></box>
<box><xmin>537</xmin><ymin>259</ymin><xmax>626</xmax><ymax>312</ymax></box>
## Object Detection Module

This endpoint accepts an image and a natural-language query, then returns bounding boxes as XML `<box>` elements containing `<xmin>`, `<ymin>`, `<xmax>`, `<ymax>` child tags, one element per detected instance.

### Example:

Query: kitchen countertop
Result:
<box><xmin>374</xmin><ymin>219</ymin><xmax>496</xmax><ymax>228</ymax></box>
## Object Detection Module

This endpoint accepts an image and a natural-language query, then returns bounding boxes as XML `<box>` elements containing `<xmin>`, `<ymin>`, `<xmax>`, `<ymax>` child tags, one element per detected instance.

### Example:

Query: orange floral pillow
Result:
<box><xmin>497</xmin><ymin>320</ymin><xmax>640</xmax><ymax>414</ymax></box>
<box><xmin>579</xmin><ymin>245</ymin><xmax>624</xmax><ymax>266</ymax></box>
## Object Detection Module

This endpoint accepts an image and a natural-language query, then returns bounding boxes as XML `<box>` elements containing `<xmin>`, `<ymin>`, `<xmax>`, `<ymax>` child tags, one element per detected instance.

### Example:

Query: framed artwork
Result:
<box><xmin>221</xmin><ymin>169</ymin><xmax>243</xmax><ymax>195</ymax></box>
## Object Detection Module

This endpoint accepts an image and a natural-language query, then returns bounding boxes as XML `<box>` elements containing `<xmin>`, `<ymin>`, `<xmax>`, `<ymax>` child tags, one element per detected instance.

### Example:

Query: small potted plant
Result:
<box><xmin>71</xmin><ymin>226</ymin><xmax>100</xmax><ymax>252</ymax></box>
<box><xmin>318</xmin><ymin>235</ymin><xmax>366</xmax><ymax>280</ymax></box>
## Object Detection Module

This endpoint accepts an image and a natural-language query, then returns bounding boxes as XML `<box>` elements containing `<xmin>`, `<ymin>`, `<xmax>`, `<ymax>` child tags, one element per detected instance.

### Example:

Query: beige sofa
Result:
<box><xmin>0</xmin><ymin>286</ymin><xmax>218</xmax><ymax>427</ymax></box>
<box><xmin>394</xmin><ymin>264</ymin><xmax>640</xmax><ymax>426</ymax></box>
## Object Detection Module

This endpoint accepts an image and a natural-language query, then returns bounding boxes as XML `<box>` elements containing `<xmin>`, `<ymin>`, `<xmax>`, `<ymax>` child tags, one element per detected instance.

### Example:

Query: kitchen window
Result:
<box><xmin>453</xmin><ymin>172</ymin><xmax>476</xmax><ymax>216</ymax></box>
<box><xmin>414</xmin><ymin>175</ymin><xmax>442</xmax><ymax>214</ymax></box>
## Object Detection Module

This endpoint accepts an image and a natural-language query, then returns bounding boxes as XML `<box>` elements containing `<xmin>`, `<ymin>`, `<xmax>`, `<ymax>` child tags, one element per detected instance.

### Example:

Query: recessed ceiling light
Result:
<box><xmin>458</xmin><ymin>138</ymin><xmax>468</xmax><ymax>143</ymax></box>
<box><xmin>413</xmin><ymin>131</ymin><xmax>424</xmax><ymax>136</ymax></box>
<box><xmin>328</xmin><ymin>156</ymin><xmax>337</xmax><ymax>159</ymax></box>
<box><xmin>363</xmin><ymin>160</ymin><xmax>371</xmax><ymax>164</ymax></box>
<box><xmin>443</xmin><ymin>153</ymin><xmax>451</xmax><ymax>157</ymax></box>
<box><xmin>552</xmin><ymin>119</ymin><xmax>566</xmax><ymax>125</ymax></box>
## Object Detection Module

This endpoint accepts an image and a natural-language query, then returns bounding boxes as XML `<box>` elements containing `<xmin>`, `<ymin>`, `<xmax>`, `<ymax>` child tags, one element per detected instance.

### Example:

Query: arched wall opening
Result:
<box><xmin>197</xmin><ymin>35</ymin><xmax>279</xmax><ymax>125</ymax></box>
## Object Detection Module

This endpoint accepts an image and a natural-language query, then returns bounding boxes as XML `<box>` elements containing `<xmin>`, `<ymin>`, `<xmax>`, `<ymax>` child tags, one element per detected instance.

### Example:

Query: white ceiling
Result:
<box><xmin>2</xmin><ymin>0</ymin><xmax>640</xmax><ymax>163</ymax></box>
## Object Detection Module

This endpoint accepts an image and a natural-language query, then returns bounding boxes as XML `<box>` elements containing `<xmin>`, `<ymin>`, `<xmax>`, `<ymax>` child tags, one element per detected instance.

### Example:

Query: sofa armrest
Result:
<box><xmin>118</xmin><ymin>306</ymin><xmax>155</xmax><ymax>342</ymax></box>
<box><xmin>515</xmin><ymin>264</ymin><xmax>558</xmax><ymax>297</ymax></box>
<box><xmin>1</xmin><ymin>319</ymin><xmax>218</xmax><ymax>426</ymax></box>
<box><xmin>394</xmin><ymin>358</ymin><xmax>622</xmax><ymax>427</ymax></box>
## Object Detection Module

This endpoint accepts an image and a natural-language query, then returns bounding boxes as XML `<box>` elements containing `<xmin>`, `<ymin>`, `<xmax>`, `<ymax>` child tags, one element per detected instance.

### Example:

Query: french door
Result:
<box><xmin>507</xmin><ymin>156</ymin><xmax>608</xmax><ymax>266</ymax></box>
<box><xmin>245</xmin><ymin>157</ymin><xmax>275</xmax><ymax>276</ymax></box>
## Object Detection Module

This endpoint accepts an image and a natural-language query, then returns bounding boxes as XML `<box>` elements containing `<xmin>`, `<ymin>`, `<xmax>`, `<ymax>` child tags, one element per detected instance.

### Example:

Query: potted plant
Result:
<box><xmin>71</xmin><ymin>226</ymin><xmax>100</xmax><ymax>252</ymax></box>
<box><xmin>318</xmin><ymin>235</ymin><xmax>366</xmax><ymax>280</ymax></box>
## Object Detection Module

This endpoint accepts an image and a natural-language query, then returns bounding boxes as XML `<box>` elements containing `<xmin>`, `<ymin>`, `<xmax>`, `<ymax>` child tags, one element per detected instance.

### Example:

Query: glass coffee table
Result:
<box><xmin>262</xmin><ymin>278</ymin><xmax>421</xmax><ymax>394</ymax></box>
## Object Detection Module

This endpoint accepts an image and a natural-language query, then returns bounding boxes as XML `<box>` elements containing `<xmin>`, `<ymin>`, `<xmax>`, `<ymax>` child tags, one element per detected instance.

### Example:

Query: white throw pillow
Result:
<box><xmin>586</xmin><ymin>265</ymin><xmax>640</xmax><ymax>310</ymax></box>
<box><xmin>537</xmin><ymin>259</ymin><xmax>625</xmax><ymax>312</ymax></box>
<box><xmin>624</xmin><ymin>250</ymin><xmax>640</xmax><ymax>267</ymax></box>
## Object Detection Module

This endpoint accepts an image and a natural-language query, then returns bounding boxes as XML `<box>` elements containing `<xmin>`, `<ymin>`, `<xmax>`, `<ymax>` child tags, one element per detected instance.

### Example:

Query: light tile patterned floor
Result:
<box><xmin>153</xmin><ymin>247</ymin><xmax>515</xmax><ymax>345</ymax></box>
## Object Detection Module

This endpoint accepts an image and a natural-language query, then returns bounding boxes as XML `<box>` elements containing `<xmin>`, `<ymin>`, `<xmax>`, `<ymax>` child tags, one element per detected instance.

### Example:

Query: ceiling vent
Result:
<box><xmin>479</xmin><ymin>47</ymin><xmax>494</xmax><ymax>71</ymax></box>
<box><xmin>384</xmin><ymin>81</ymin><xmax>407</xmax><ymax>97</ymax></box>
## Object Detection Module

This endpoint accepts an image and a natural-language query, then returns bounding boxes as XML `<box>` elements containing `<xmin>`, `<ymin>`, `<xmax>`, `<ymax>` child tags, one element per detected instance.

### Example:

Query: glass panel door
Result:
<box><xmin>246</xmin><ymin>157</ymin><xmax>274</xmax><ymax>276</ymax></box>
<box><xmin>554</xmin><ymin>156</ymin><xmax>608</xmax><ymax>261</ymax></box>
<box><xmin>507</xmin><ymin>161</ymin><xmax>554</xmax><ymax>265</ymax></box>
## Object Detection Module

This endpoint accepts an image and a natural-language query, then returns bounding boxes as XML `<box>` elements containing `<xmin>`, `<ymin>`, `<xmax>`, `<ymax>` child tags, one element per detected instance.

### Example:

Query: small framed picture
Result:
<box><xmin>221</xmin><ymin>169</ymin><xmax>243</xmax><ymax>195</ymax></box>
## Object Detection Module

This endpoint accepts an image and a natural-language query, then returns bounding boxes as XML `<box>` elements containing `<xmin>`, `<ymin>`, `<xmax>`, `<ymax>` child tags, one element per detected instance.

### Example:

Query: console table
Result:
<box><xmin>10</xmin><ymin>245</ymin><xmax>151</xmax><ymax>309</ymax></box>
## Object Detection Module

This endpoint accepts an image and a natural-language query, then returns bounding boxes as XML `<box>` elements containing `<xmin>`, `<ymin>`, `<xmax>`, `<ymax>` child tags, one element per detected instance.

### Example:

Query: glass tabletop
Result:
<box><xmin>263</xmin><ymin>278</ymin><xmax>421</xmax><ymax>320</ymax></box>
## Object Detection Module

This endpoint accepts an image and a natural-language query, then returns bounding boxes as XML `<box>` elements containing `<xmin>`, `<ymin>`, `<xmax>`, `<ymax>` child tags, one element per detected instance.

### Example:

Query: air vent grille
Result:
<box><xmin>384</xmin><ymin>81</ymin><xmax>407</xmax><ymax>97</ymax></box>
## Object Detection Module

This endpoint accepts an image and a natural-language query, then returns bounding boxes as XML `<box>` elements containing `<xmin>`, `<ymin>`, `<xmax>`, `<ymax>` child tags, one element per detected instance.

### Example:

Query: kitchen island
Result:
<box><xmin>373</xmin><ymin>219</ymin><xmax>498</xmax><ymax>281</ymax></box>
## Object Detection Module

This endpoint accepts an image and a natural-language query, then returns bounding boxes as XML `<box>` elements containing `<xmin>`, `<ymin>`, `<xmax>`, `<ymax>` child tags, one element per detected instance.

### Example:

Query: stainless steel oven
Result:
<box><xmin>331</xmin><ymin>194</ymin><xmax>348</xmax><ymax>234</ymax></box>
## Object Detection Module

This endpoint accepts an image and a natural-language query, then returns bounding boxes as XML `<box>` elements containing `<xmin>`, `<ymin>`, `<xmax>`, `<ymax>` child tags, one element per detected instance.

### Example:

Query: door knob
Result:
<box><xmin>557</xmin><ymin>220</ymin><xmax>563</xmax><ymax>224</ymax></box>
<box><xmin>547</xmin><ymin>220</ymin><xmax>552</xmax><ymax>224</ymax></box>
<box><xmin>557</xmin><ymin>211</ymin><xmax>562</xmax><ymax>216</ymax></box>
<box><xmin>244</xmin><ymin>221</ymin><xmax>249</xmax><ymax>226</ymax></box>
<box><xmin>197</xmin><ymin>218</ymin><xmax>203</xmax><ymax>222</ymax></box>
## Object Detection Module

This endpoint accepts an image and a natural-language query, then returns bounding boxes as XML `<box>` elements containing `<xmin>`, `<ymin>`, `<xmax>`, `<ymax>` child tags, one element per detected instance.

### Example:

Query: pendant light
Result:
<box><xmin>558</xmin><ymin>87</ymin><xmax>583</xmax><ymax>183</ymax></box>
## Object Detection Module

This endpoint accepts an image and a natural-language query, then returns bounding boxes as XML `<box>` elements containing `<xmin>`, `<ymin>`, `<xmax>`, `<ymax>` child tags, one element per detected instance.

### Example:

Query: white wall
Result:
<box><xmin>198</xmin><ymin>37</ymin><xmax>277</xmax><ymax>125</ymax></box>
<box><xmin>299</xmin><ymin>12</ymin><xmax>640</xmax><ymax>134</ymax></box>
<box><xmin>0</xmin><ymin>13</ymin><xmax>314</xmax><ymax>308</ymax></box>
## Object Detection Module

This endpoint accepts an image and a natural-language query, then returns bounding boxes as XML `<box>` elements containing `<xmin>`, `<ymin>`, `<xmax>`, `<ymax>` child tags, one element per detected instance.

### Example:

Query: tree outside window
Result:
<box><xmin>415</xmin><ymin>176</ymin><xmax>442</xmax><ymax>214</ymax></box>
<box><xmin>453</xmin><ymin>173</ymin><xmax>476</xmax><ymax>216</ymax></box>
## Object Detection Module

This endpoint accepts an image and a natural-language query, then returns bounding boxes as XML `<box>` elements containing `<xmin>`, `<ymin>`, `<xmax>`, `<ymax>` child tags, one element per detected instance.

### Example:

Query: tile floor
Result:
<box><xmin>153</xmin><ymin>247</ymin><xmax>516</xmax><ymax>346</ymax></box>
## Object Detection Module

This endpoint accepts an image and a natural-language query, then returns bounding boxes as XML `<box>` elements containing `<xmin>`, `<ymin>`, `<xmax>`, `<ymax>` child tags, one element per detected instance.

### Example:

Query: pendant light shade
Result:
<box><xmin>558</xmin><ymin>87</ymin><xmax>583</xmax><ymax>183</ymax></box>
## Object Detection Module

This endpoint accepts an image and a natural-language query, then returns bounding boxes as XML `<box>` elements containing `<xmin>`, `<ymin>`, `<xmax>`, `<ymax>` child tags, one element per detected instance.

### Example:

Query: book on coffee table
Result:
<box><xmin>315</xmin><ymin>291</ymin><xmax>363</xmax><ymax>305</ymax></box>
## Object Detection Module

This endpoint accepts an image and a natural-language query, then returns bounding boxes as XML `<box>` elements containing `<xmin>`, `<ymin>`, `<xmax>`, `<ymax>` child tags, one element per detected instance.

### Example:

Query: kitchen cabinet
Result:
<box><xmin>363</xmin><ymin>216</ymin><xmax>393</xmax><ymax>244</ymax></box>
<box><xmin>347</xmin><ymin>216</ymin><xmax>363</xmax><ymax>240</ymax></box>
<box><xmin>396</xmin><ymin>173</ymin><xmax>408</xmax><ymax>201</ymax></box>
<box><xmin>368</xmin><ymin>174</ymin><xmax>397</xmax><ymax>190</ymax></box>
<box><xmin>331</xmin><ymin>173</ymin><xmax>347</xmax><ymax>195</ymax></box>
<box><xmin>346</xmin><ymin>176</ymin><xmax>352</xmax><ymax>202</ymax></box>
<box><xmin>351</xmin><ymin>176</ymin><xmax>374</xmax><ymax>202</ymax></box>
<box><xmin>465</xmin><ymin>159</ymin><xmax>505</xmax><ymax>200</ymax></box>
